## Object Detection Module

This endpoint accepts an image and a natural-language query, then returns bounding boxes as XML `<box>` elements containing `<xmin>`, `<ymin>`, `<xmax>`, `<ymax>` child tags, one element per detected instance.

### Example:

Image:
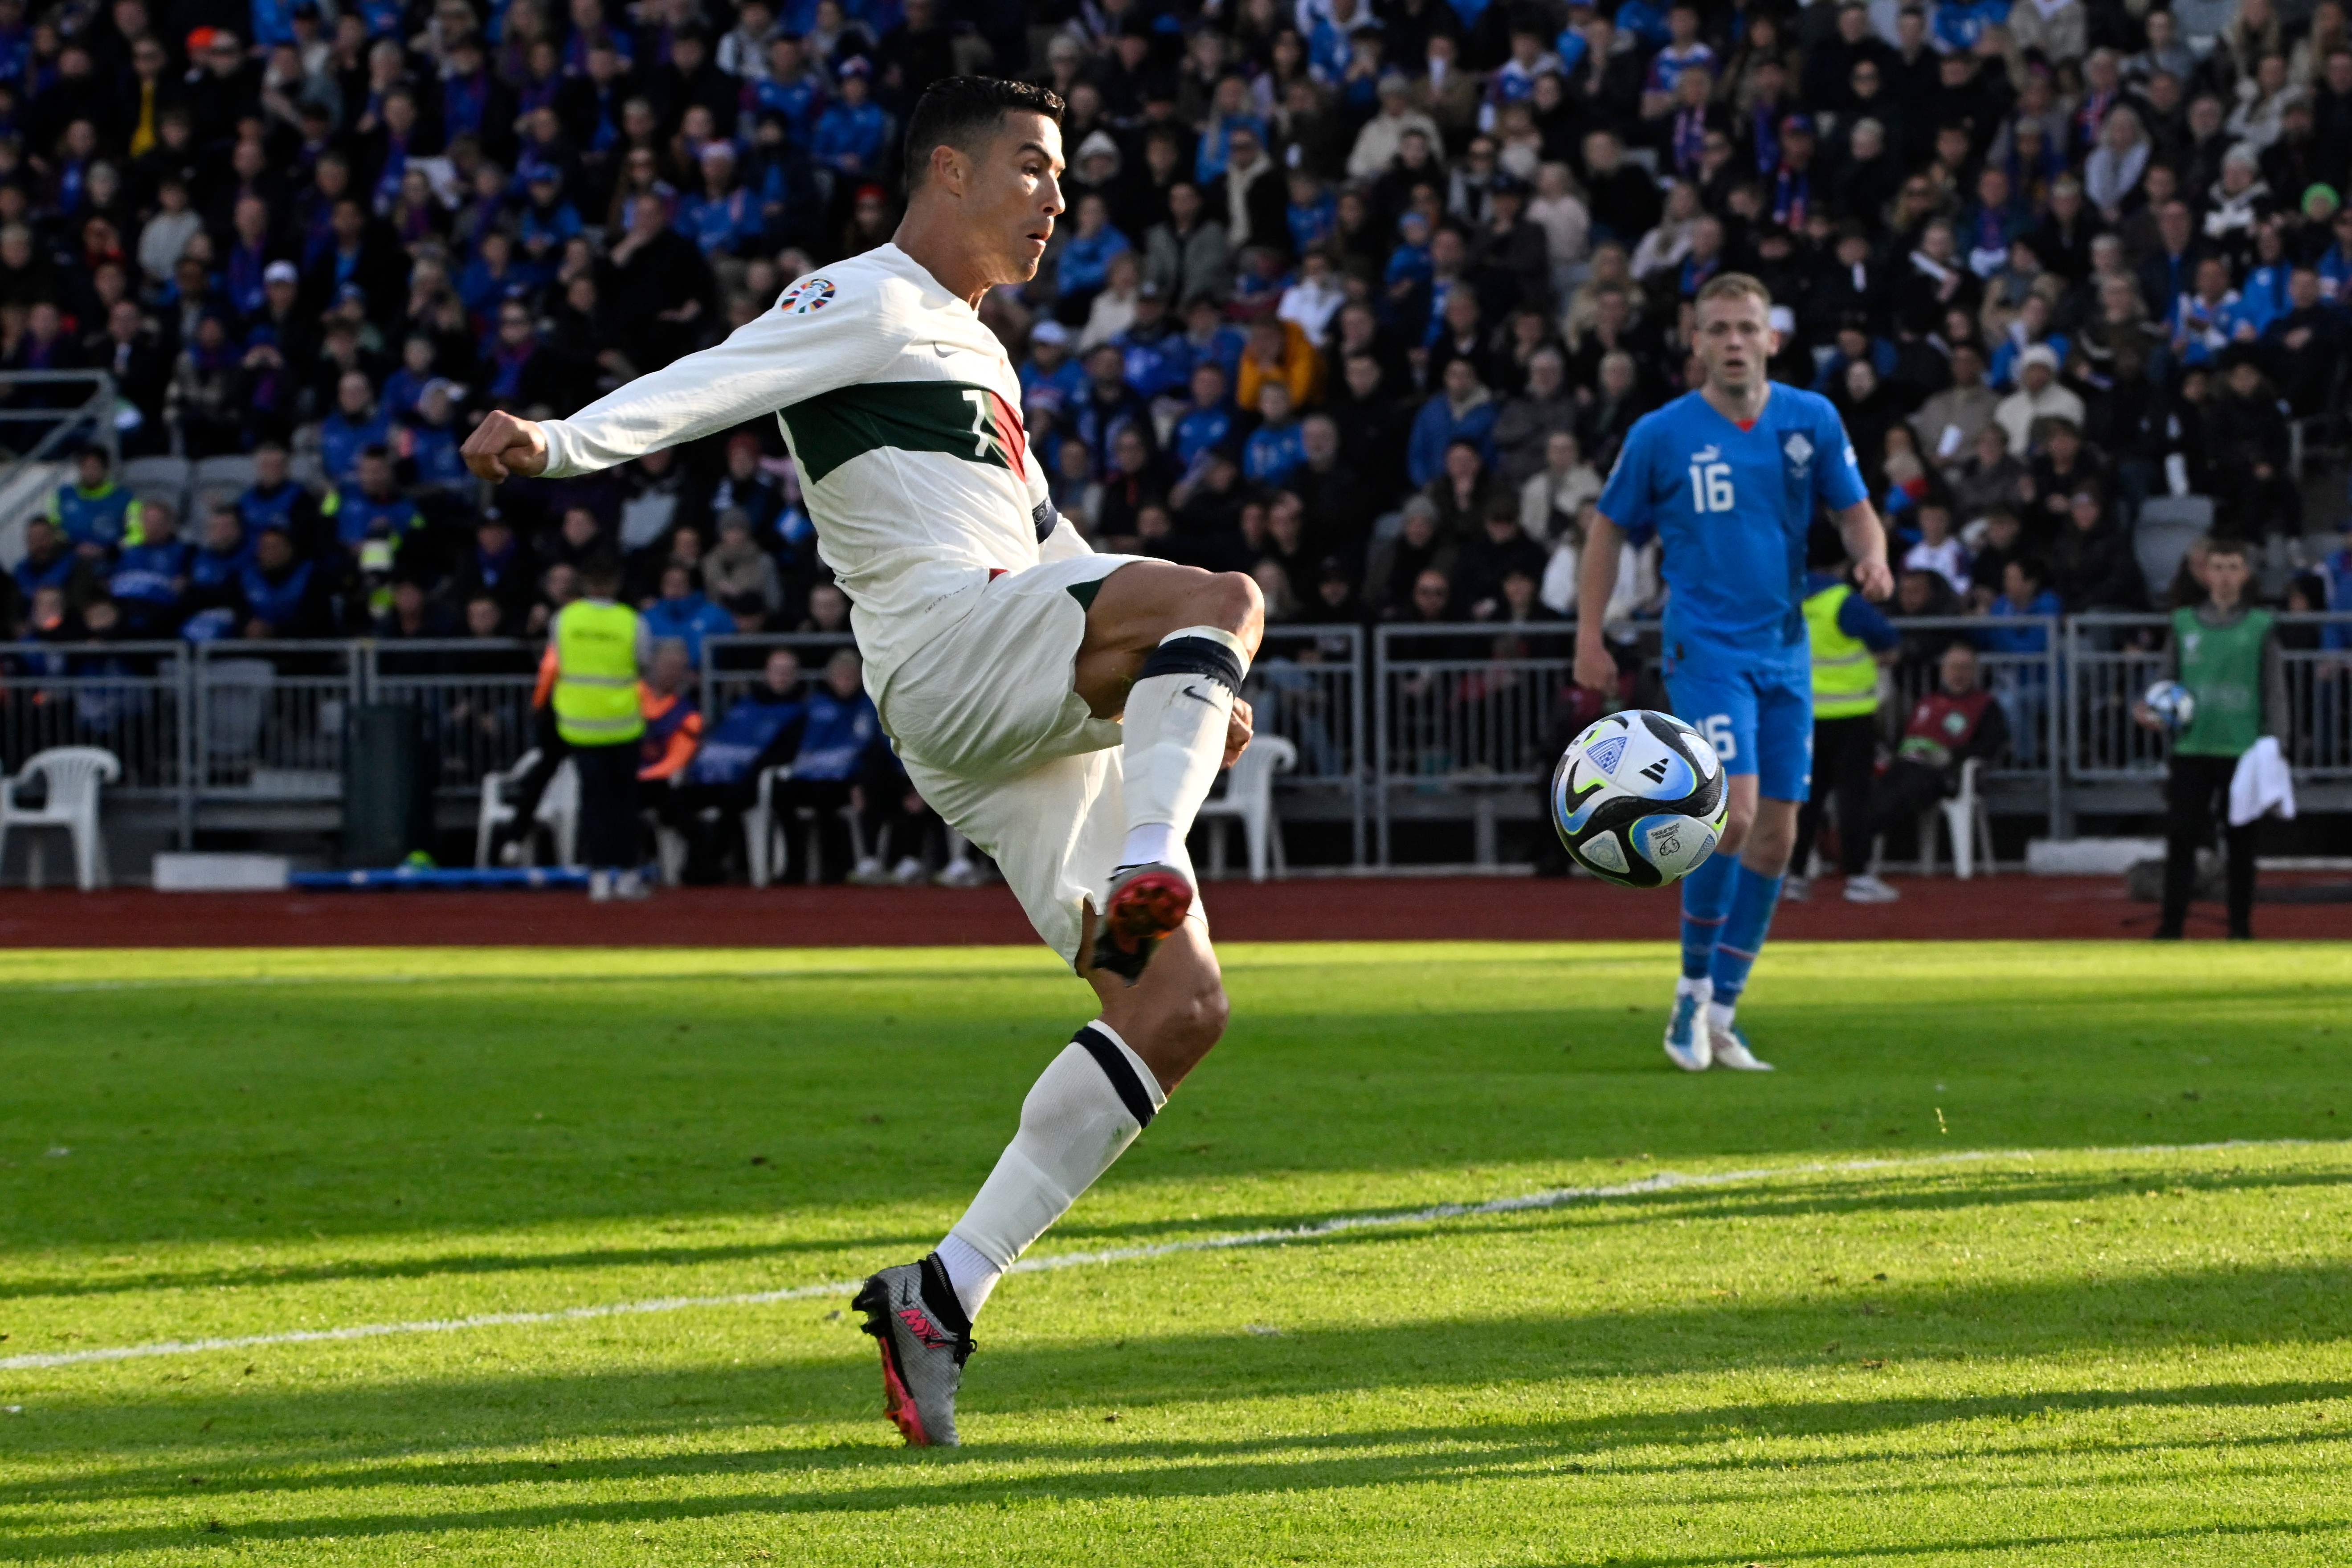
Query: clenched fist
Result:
<box><xmin>462</xmin><ymin>410</ymin><xmax>551</xmax><ymax>482</ymax></box>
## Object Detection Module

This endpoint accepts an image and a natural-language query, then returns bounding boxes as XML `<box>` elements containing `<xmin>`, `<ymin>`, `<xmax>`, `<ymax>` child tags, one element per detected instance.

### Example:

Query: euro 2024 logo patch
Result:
<box><xmin>778</xmin><ymin>275</ymin><xmax>836</xmax><ymax>315</ymax></box>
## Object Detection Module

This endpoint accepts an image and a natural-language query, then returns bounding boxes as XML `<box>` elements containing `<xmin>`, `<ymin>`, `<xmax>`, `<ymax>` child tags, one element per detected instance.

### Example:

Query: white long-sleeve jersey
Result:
<box><xmin>536</xmin><ymin>242</ymin><xmax>1091</xmax><ymax>697</ymax></box>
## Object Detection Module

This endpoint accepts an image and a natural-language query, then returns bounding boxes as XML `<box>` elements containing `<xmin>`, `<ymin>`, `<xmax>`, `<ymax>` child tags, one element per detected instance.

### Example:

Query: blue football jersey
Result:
<box><xmin>1595</xmin><ymin>384</ymin><xmax>1867</xmax><ymax>666</ymax></box>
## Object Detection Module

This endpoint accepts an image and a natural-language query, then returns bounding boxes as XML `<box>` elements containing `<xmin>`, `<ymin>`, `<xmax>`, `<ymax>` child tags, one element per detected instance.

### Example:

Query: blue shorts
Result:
<box><xmin>1664</xmin><ymin>659</ymin><xmax>1813</xmax><ymax>801</ymax></box>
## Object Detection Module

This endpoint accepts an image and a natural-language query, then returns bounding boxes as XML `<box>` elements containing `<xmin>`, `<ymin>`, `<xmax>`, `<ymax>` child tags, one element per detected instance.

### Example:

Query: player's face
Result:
<box><xmin>1693</xmin><ymin>294</ymin><xmax>1776</xmax><ymax>393</ymax></box>
<box><xmin>974</xmin><ymin>111</ymin><xmax>1066</xmax><ymax>284</ymax></box>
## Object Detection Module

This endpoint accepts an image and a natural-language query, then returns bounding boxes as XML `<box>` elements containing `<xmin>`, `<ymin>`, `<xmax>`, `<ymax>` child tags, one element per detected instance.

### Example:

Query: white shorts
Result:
<box><xmin>878</xmin><ymin>553</ymin><xmax>1209</xmax><ymax>968</ymax></box>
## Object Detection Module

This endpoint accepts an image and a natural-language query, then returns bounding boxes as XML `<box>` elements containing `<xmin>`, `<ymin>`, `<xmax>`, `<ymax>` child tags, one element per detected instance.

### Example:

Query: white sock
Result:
<box><xmin>1119</xmin><ymin>625</ymin><xmax>1249</xmax><ymax>874</ymax></box>
<box><xmin>938</xmin><ymin>1021</ymin><xmax>1166</xmax><ymax>1321</ymax></box>
<box><xmin>1706</xmin><ymin>1000</ymin><xmax>1735</xmax><ymax>1033</ymax></box>
<box><xmin>1676</xmin><ymin>975</ymin><xmax>1713</xmax><ymax>1002</ymax></box>
<box><xmin>1119</xmin><ymin>821</ymin><xmax>1180</xmax><ymax>868</ymax></box>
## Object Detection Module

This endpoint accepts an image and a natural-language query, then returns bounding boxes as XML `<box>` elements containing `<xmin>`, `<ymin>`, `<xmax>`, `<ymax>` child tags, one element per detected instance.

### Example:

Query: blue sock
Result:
<box><xmin>1708</xmin><ymin>861</ymin><xmax>1784</xmax><ymax>1010</ymax></box>
<box><xmin>1678</xmin><ymin>851</ymin><xmax>1736</xmax><ymax>981</ymax></box>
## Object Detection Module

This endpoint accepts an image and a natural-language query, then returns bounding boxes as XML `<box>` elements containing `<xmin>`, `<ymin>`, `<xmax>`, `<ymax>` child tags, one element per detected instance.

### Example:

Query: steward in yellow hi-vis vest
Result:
<box><xmin>547</xmin><ymin>555</ymin><xmax>651</xmax><ymax>899</ymax></box>
<box><xmin>554</xmin><ymin>599</ymin><xmax>647</xmax><ymax>747</ymax></box>
<box><xmin>1791</xmin><ymin>564</ymin><xmax>1899</xmax><ymax>891</ymax></box>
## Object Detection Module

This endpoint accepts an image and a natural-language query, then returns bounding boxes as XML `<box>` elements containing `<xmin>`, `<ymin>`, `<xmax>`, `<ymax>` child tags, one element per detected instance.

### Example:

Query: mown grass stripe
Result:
<box><xmin>1</xmin><ymin>1139</ymin><xmax>2306</xmax><ymax>1374</ymax></box>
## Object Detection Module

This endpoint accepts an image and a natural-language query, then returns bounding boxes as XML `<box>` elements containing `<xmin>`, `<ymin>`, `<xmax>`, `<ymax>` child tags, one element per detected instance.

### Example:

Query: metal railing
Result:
<box><xmin>4</xmin><ymin>612</ymin><xmax>2345</xmax><ymax>862</ymax></box>
<box><xmin>365</xmin><ymin>640</ymin><xmax>544</xmax><ymax>793</ymax></box>
<box><xmin>0</xmin><ymin>370</ymin><xmax>119</xmax><ymax>468</ymax></box>
<box><xmin>1248</xmin><ymin>624</ymin><xmax>1365</xmax><ymax>862</ymax></box>
<box><xmin>2067</xmin><ymin>612</ymin><xmax>2352</xmax><ymax>782</ymax></box>
<box><xmin>1886</xmin><ymin>614</ymin><xmax>2063</xmax><ymax>829</ymax></box>
<box><xmin>698</xmin><ymin>633</ymin><xmax>858</xmax><ymax>723</ymax></box>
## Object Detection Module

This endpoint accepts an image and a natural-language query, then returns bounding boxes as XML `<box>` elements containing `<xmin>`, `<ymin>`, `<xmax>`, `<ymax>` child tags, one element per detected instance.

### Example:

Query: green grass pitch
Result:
<box><xmin>3</xmin><ymin>939</ymin><xmax>2351</xmax><ymax>1566</ymax></box>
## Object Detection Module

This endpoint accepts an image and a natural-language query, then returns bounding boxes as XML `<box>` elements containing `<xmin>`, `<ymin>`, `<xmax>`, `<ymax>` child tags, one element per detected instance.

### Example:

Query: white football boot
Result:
<box><xmin>1663</xmin><ymin>984</ymin><xmax>1712</xmax><ymax>1071</ymax></box>
<box><xmin>1708</xmin><ymin>1021</ymin><xmax>1776</xmax><ymax>1072</ymax></box>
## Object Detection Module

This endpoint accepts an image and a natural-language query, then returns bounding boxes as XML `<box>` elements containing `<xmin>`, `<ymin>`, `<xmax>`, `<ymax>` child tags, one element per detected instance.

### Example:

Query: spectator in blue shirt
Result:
<box><xmin>752</xmin><ymin>34</ymin><xmax>828</xmax><ymax>141</ymax></box>
<box><xmin>1179</xmin><ymin>295</ymin><xmax>1247</xmax><ymax>385</ymax></box>
<box><xmin>676</xmin><ymin>143</ymin><xmax>766</xmax><ymax>256</ymax></box>
<box><xmin>400</xmin><ymin>380</ymin><xmax>471</xmax><ymax>491</ymax></box>
<box><xmin>1243</xmin><ymin>382</ymin><xmax>1307</xmax><ymax>485</ymax></box>
<box><xmin>2172</xmin><ymin>256</ymin><xmax>2258</xmax><ymax>366</ymax></box>
<box><xmin>1112</xmin><ymin>284</ymin><xmax>1189</xmax><ymax>400</ymax></box>
<box><xmin>106</xmin><ymin>495</ymin><xmax>192</xmax><ymax>636</ymax></box>
<box><xmin>810</xmin><ymin>59</ymin><xmax>891</xmax><ymax>177</ymax></box>
<box><xmin>1407</xmin><ymin>358</ymin><xmax>1499</xmax><ymax>488</ymax></box>
<box><xmin>642</xmin><ymin>560</ymin><xmax>735</xmax><ymax>665</ymax></box>
<box><xmin>1173</xmin><ymin>361</ymin><xmax>1236</xmax><ymax>468</ymax></box>
<box><xmin>379</xmin><ymin>335</ymin><xmax>438</xmax><ymax>419</ymax></box>
<box><xmin>1053</xmin><ymin>193</ymin><xmax>1131</xmax><ymax>306</ymax></box>
<box><xmin>318</xmin><ymin>370</ymin><xmax>390</xmax><ymax>485</ymax></box>
<box><xmin>1933</xmin><ymin>0</ymin><xmax>2011</xmax><ymax>53</ymax></box>
<box><xmin>188</xmin><ymin>505</ymin><xmax>255</xmax><ymax>611</ymax></box>
<box><xmin>766</xmin><ymin>647</ymin><xmax>890</xmax><ymax>882</ymax></box>
<box><xmin>1018</xmin><ymin>319</ymin><xmax>1090</xmax><ymax>413</ymax></box>
<box><xmin>236</xmin><ymin>444</ymin><xmax>321</xmax><ymax>551</ymax></box>
<box><xmin>47</xmin><ymin>447</ymin><xmax>139</xmax><ymax>558</ymax></box>
<box><xmin>324</xmin><ymin>447</ymin><xmax>422</xmax><ymax>549</ymax></box>
<box><xmin>517</xmin><ymin>169</ymin><xmax>584</xmax><ymax>269</ymax></box>
<box><xmin>1983</xmin><ymin>555</ymin><xmax>2063</xmax><ymax>765</ymax></box>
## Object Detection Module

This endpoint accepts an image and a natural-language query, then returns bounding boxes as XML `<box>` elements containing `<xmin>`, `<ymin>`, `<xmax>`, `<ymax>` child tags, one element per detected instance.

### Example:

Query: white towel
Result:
<box><xmin>2228</xmin><ymin>736</ymin><xmax>2295</xmax><ymax>827</ymax></box>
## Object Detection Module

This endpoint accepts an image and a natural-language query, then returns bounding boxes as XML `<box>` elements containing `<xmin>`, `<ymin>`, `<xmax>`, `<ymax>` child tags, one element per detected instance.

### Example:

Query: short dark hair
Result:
<box><xmin>580</xmin><ymin>552</ymin><xmax>624</xmax><ymax>594</ymax></box>
<box><xmin>2205</xmin><ymin>535</ymin><xmax>2252</xmax><ymax>561</ymax></box>
<box><xmin>903</xmin><ymin>76</ymin><xmax>1064</xmax><ymax>191</ymax></box>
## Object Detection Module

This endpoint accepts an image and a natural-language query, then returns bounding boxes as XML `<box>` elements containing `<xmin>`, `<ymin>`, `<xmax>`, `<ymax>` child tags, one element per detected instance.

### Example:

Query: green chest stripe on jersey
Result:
<box><xmin>780</xmin><ymin>379</ymin><xmax>1019</xmax><ymax>485</ymax></box>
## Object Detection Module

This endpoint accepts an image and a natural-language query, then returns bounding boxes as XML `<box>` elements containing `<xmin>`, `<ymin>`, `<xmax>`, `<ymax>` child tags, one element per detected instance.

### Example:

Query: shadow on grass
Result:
<box><xmin>6</xmin><ymin>1374</ymin><xmax>2347</xmax><ymax>1559</ymax></box>
<box><xmin>5</xmin><ymin>1254</ymin><xmax>2349</xmax><ymax>1549</ymax></box>
<box><xmin>10</xmin><ymin>1161</ymin><xmax>2348</xmax><ymax>1307</ymax></box>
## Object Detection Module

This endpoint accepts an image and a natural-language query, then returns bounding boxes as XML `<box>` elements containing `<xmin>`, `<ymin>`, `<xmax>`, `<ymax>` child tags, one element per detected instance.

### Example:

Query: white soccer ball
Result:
<box><xmin>1551</xmin><ymin>710</ymin><xmax>1729</xmax><ymax>888</ymax></box>
<box><xmin>2143</xmin><ymin>679</ymin><xmax>2195</xmax><ymax>735</ymax></box>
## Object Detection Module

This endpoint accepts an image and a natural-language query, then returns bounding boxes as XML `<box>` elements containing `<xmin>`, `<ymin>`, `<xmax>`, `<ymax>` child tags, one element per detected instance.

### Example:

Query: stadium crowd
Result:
<box><xmin>1</xmin><ymin>0</ymin><xmax>2351</xmax><ymax>881</ymax></box>
<box><xmin>3</xmin><ymin>0</ymin><xmax>2352</xmax><ymax>650</ymax></box>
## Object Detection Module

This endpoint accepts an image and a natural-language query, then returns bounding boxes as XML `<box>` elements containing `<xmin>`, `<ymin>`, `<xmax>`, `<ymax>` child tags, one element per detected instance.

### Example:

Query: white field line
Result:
<box><xmin>0</xmin><ymin>1139</ymin><xmax>2324</xmax><ymax>1374</ymax></box>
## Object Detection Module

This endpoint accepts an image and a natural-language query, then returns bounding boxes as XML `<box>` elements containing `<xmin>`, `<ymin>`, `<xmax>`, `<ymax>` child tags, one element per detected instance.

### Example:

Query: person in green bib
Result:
<box><xmin>2136</xmin><ymin>536</ymin><xmax>2289</xmax><ymax>939</ymax></box>
<box><xmin>1788</xmin><ymin>543</ymin><xmax>1901</xmax><ymax>904</ymax></box>
<box><xmin>552</xmin><ymin>554</ymin><xmax>653</xmax><ymax>901</ymax></box>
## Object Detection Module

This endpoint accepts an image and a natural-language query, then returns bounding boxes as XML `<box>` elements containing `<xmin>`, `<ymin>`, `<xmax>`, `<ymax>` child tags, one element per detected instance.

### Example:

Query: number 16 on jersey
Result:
<box><xmin>1688</xmin><ymin>446</ymin><xmax>1734</xmax><ymax>513</ymax></box>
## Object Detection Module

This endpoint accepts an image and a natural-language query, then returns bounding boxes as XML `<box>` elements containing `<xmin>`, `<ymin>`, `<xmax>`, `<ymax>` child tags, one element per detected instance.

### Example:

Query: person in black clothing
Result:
<box><xmin>1454</xmin><ymin>493</ymin><xmax>1548</xmax><ymax>617</ymax></box>
<box><xmin>2258</xmin><ymin>267</ymin><xmax>2347</xmax><ymax>416</ymax></box>
<box><xmin>2202</xmin><ymin>355</ymin><xmax>2299</xmax><ymax>541</ymax></box>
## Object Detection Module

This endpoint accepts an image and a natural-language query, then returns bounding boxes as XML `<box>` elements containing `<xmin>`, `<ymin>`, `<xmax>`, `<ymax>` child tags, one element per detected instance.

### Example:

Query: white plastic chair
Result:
<box><xmin>1197</xmin><ymin>734</ymin><xmax>1296</xmax><ymax>881</ymax></box>
<box><xmin>474</xmin><ymin>750</ymin><xmax>579</xmax><ymax>867</ymax></box>
<box><xmin>746</xmin><ymin>765</ymin><xmax>868</xmax><ymax>886</ymax></box>
<box><xmin>0</xmin><ymin>746</ymin><xmax>120</xmax><ymax>889</ymax></box>
<box><xmin>1915</xmin><ymin>758</ymin><xmax>1995</xmax><ymax>880</ymax></box>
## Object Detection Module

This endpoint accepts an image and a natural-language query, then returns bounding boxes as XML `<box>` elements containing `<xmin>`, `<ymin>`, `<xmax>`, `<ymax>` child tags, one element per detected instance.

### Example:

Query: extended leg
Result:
<box><xmin>859</xmin><ymin>925</ymin><xmax>1229</xmax><ymax>1448</ymax></box>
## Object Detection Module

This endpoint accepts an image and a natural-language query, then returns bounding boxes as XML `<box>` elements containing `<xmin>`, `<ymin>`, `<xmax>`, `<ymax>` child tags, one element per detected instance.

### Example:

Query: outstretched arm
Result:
<box><xmin>464</xmin><ymin>285</ymin><xmax>902</xmax><ymax>482</ymax></box>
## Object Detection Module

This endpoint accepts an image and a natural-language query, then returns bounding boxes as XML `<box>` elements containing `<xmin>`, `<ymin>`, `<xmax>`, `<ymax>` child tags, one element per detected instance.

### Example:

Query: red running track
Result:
<box><xmin>0</xmin><ymin>874</ymin><xmax>2343</xmax><ymax>947</ymax></box>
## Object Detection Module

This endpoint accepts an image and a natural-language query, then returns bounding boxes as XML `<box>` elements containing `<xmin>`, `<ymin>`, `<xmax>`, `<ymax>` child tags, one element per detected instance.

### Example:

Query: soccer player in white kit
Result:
<box><xmin>463</xmin><ymin>78</ymin><xmax>1261</xmax><ymax>1447</ymax></box>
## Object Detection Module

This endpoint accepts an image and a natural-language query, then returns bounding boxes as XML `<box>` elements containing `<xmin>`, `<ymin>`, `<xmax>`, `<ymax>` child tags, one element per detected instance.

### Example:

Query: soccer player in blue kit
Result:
<box><xmin>1575</xmin><ymin>274</ymin><xmax>1892</xmax><ymax>1072</ymax></box>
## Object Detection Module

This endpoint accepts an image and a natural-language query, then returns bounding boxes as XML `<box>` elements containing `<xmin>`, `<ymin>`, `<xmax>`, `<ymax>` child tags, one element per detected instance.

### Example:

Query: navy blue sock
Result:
<box><xmin>1707</xmin><ymin>860</ymin><xmax>1784</xmax><ymax>1012</ymax></box>
<box><xmin>1678</xmin><ymin>851</ymin><xmax>1736</xmax><ymax>982</ymax></box>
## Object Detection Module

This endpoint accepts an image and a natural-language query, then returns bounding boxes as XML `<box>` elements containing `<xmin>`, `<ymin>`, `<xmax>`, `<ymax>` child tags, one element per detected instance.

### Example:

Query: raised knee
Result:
<box><xmin>1206</xmin><ymin>571</ymin><xmax>1264</xmax><ymax>640</ymax></box>
<box><xmin>1172</xmin><ymin>980</ymin><xmax>1230</xmax><ymax>1057</ymax></box>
